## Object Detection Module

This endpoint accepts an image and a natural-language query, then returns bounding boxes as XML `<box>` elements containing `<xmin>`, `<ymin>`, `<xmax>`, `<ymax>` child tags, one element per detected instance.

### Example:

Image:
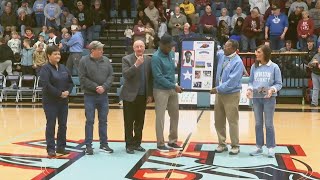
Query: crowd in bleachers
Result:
<box><xmin>0</xmin><ymin>0</ymin><xmax>108</xmax><ymax>83</ymax></box>
<box><xmin>124</xmin><ymin>0</ymin><xmax>320</xmax><ymax>55</ymax></box>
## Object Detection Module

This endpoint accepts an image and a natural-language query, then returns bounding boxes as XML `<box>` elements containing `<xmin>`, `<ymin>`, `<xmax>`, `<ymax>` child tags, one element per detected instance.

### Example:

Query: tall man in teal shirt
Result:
<box><xmin>151</xmin><ymin>34</ymin><xmax>183</xmax><ymax>151</ymax></box>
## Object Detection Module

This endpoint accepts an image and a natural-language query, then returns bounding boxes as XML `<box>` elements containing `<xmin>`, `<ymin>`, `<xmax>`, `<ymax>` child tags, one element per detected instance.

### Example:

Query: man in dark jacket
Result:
<box><xmin>0</xmin><ymin>37</ymin><xmax>14</xmax><ymax>76</ymax></box>
<box><xmin>78</xmin><ymin>41</ymin><xmax>114</xmax><ymax>155</ymax></box>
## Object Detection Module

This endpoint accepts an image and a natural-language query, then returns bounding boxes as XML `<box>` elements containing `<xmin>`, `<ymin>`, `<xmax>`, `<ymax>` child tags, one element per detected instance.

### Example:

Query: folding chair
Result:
<box><xmin>17</xmin><ymin>75</ymin><xmax>36</xmax><ymax>102</ymax></box>
<box><xmin>70</xmin><ymin>76</ymin><xmax>83</xmax><ymax>96</ymax></box>
<box><xmin>0</xmin><ymin>75</ymin><xmax>5</xmax><ymax>102</ymax></box>
<box><xmin>1</xmin><ymin>75</ymin><xmax>20</xmax><ymax>102</ymax></box>
<box><xmin>33</xmin><ymin>76</ymin><xmax>43</xmax><ymax>102</ymax></box>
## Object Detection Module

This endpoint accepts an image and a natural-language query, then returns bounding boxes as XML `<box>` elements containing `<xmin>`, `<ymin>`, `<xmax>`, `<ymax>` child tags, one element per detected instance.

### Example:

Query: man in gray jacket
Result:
<box><xmin>78</xmin><ymin>41</ymin><xmax>114</xmax><ymax>155</ymax></box>
<box><xmin>120</xmin><ymin>40</ymin><xmax>153</xmax><ymax>154</ymax></box>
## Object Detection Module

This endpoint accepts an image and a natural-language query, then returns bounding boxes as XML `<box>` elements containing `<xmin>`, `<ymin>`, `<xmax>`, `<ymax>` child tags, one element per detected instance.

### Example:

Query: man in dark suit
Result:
<box><xmin>120</xmin><ymin>40</ymin><xmax>153</xmax><ymax>154</ymax></box>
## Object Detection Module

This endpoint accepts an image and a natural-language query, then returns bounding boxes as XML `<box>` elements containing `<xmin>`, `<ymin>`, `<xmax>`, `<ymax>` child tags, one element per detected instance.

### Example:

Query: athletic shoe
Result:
<box><xmin>229</xmin><ymin>146</ymin><xmax>240</xmax><ymax>155</ymax></box>
<box><xmin>126</xmin><ymin>147</ymin><xmax>134</xmax><ymax>154</ymax></box>
<box><xmin>268</xmin><ymin>148</ymin><xmax>275</xmax><ymax>158</ymax></box>
<box><xmin>100</xmin><ymin>144</ymin><xmax>114</xmax><ymax>153</ymax></box>
<box><xmin>310</xmin><ymin>104</ymin><xmax>317</xmax><ymax>107</ymax></box>
<box><xmin>85</xmin><ymin>146</ymin><xmax>94</xmax><ymax>155</ymax></box>
<box><xmin>47</xmin><ymin>150</ymin><xmax>56</xmax><ymax>157</ymax></box>
<box><xmin>56</xmin><ymin>148</ymin><xmax>69</xmax><ymax>155</ymax></box>
<box><xmin>168</xmin><ymin>143</ymin><xmax>183</xmax><ymax>150</ymax></box>
<box><xmin>249</xmin><ymin>147</ymin><xmax>263</xmax><ymax>156</ymax></box>
<box><xmin>215</xmin><ymin>145</ymin><xmax>228</xmax><ymax>153</ymax></box>
<box><xmin>134</xmin><ymin>146</ymin><xmax>146</xmax><ymax>152</ymax></box>
<box><xmin>157</xmin><ymin>145</ymin><xmax>172</xmax><ymax>152</ymax></box>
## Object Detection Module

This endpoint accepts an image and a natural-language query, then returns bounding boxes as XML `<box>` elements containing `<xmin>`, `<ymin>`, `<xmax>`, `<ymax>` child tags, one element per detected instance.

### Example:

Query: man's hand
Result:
<box><xmin>60</xmin><ymin>91</ymin><xmax>69</xmax><ymax>98</ymax></box>
<box><xmin>147</xmin><ymin>96</ymin><xmax>153</xmax><ymax>104</ymax></box>
<box><xmin>135</xmin><ymin>56</ymin><xmax>144</xmax><ymax>67</ymax></box>
<box><xmin>175</xmin><ymin>85</ymin><xmax>183</xmax><ymax>93</ymax></box>
<box><xmin>210</xmin><ymin>87</ymin><xmax>217</xmax><ymax>94</ymax></box>
<box><xmin>280</xmin><ymin>33</ymin><xmax>285</xmax><ymax>40</ymax></box>
<box><xmin>96</xmin><ymin>86</ymin><xmax>105</xmax><ymax>94</ymax></box>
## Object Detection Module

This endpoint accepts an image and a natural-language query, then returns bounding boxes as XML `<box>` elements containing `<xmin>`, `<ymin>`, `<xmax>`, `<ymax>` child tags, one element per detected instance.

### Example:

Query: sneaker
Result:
<box><xmin>85</xmin><ymin>146</ymin><xmax>94</xmax><ymax>155</ymax></box>
<box><xmin>126</xmin><ymin>147</ymin><xmax>134</xmax><ymax>154</ymax></box>
<box><xmin>157</xmin><ymin>145</ymin><xmax>172</xmax><ymax>152</ymax></box>
<box><xmin>310</xmin><ymin>104</ymin><xmax>317</xmax><ymax>107</ymax></box>
<box><xmin>229</xmin><ymin>146</ymin><xmax>240</xmax><ymax>155</ymax></box>
<box><xmin>118</xmin><ymin>100</ymin><xmax>123</xmax><ymax>106</ymax></box>
<box><xmin>134</xmin><ymin>146</ymin><xmax>146</xmax><ymax>152</ymax></box>
<box><xmin>56</xmin><ymin>148</ymin><xmax>69</xmax><ymax>155</ymax></box>
<box><xmin>215</xmin><ymin>145</ymin><xmax>228</xmax><ymax>153</ymax></box>
<box><xmin>249</xmin><ymin>147</ymin><xmax>263</xmax><ymax>156</ymax></box>
<box><xmin>100</xmin><ymin>144</ymin><xmax>114</xmax><ymax>153</ymax></box>
<box><xmin>168</xmin><ymin>143</ymin><xmax>183</xmax><ymax>150</ymax></box>
<box><xmin>47</xmin><ymin>150</ymin><xmax>56</xmax><ymax>157</ymax></box>
<box><xmin>268</xmin><ymin>148</ymin><xmax>275</xmax><ymax>158</ymax></box>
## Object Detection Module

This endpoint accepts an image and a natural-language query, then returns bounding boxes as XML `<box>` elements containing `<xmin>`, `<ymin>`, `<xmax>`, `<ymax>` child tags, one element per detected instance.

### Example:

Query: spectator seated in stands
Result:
<box><xmin>60</xmin><ymin>7</ymin><xmax>74</xmax><ymax>29</ymax></box>
<box><xmin>1</xmin><ymin>6</ymin><xmax>17</xmax><ymax>31</ymax></box>
<box><xmin>288</xmin><ymin>0</ymin><xmax>308</xmax><ymax>16</ymax></box>
<box><xmin>231</xmin><ymin>7</ymin><xmax>246</xmax><ymax>30</ymax></box>
<box><xmin>210</xmin><ymin>0</ymin><xmax>225</xmax><ymax>11</ymax></box>
<box><xmin>22</xmin><ymin>27</ymin><xmax>36</xmax><ymax>47</ymax></box>
<box><xmin>241</xmin><ymin>8</ymin><xmax>261</xmax><ymax>52</ymax></box>
<box><xmin>309</xmin><ymin>1</ymin><xmax>320</xmax><ymax>36</ymax></box>
<box><xmin>198</xmin><ymin>5</ymin><xmax>217</xmax><ymax>38</ymax></box>
<box><xmin>33</xmin><ymin>34</ymin><xmax>47</xmax><ymax>51</ymax></box>
<box><xmin>230</xmin><ymin>17</ymin><xmax>243</xmax><ymax>43</ymax></box>
<box><xmin>47</xmin><ymin>29</ymin><xmax>60</xmax><ymax>47</ymax></box>
<box><xmin>297</xmin><ymin>10</ymin><xmax>315</xmax><ymax>50</ymax></box>
<box><xmin>144</xmin><ymin>0</ymin><xmax>159</xmax><ymax>32</ymax></box>
<box><xmin>18</xmin><ymin>9</ymin><xmax>34</xmax><ymax>37</ymax></box>
<box><xmin>17</xmin><ymin>0</ymin><xmax>33</xmax><ymax>16</ymax></box>
<box><xmin>168</xmin><ymin>6</ymin><xmax>187</xmax><ymax>38</ymax></box>
<box><xmin>133</xmin><ymin>19</ymin><xmax>146</xmax><ymax>43</ymax></box>
<box><xmin>7</xmin><ymin>31</ymin><xmax>21</xmax><ymax>55</ymax></box>
<box><xmin>91</xmin><ymin>0</ymin><xmax>107</xmax><ymax>40</ymax></box>
<box><xmin>145</xmin><ymin>22</ymin><xmax>155</xmax><ymax>49</ymax></box>
<box><xmin>179</xmin><ymin>0</ymin><xmax>196</xmax><ymax>25</ymax></box>
<box><xmin>279</xmin><ymin>40</ymin><xmax>300</xmax><ymax>77</ymax></box>
<box><xmin>39</xmin><ymin>26</ymin><xmax>49</xmax><ymax>42</ymax></box>
<box><xmin>179</xmin><ymin>23</ymin><xmax>198</xmax><ymax>42</ymax></box>
<box><xmin>249</xmin><ymin>0</ymin><xmax>270</xmax><ymax>15</ymax></box>
<box><xmin>301</xmin><ymin>37</ymin><xmax>317</xmax><ymax>72</ymax></box>
<box><xmin>135</xmin><ymin>9</ymin><xmax>152</xmax><ymax>27</ymax></box>
<box><xmin>194</xmin><ymin>0</ymin><xmax>210</xmax><ymax>17</ymax></box>
<box><xmin>217</xmin><ymin>20</ymin><xmax>229</xmax><ymax>47</ymax></box>
<box><xmin>158</xmin><ymin>17</ymin><xmax>167</xmax><ymax>39</ymax></box>
<box><xmin>218</xmin><ymin>8</ymin><xmax>231</xmax><ymax>28</ymax></box>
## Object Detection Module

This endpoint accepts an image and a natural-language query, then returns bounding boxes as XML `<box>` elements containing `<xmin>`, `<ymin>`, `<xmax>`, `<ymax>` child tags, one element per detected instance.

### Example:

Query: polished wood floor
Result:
<box><xmin>0</xmin><ymin>105</ymin><xmax>319</xmax><ymax>179</ymax></box>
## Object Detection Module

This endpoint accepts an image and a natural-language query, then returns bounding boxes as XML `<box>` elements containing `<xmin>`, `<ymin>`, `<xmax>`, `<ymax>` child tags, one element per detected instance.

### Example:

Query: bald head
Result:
<box><xmin>133</xmin><ymin>40</ymin><xmax>145</xmax><ymax>56</ymax></box>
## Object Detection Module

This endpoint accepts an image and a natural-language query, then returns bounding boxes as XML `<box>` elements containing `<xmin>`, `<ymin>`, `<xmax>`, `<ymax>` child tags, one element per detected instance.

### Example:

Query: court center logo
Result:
<box><xmin>0</xmin><ymin>140</ymin><xmax>319</xmax><ymax>180</ymax></box>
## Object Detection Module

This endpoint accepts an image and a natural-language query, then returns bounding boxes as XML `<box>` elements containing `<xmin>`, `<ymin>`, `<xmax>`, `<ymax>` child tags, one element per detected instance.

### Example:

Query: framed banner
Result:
<box><xmin>179</xmin><ymin>40</ymin><xmax>215</xmax><ymax>92</ymax></box>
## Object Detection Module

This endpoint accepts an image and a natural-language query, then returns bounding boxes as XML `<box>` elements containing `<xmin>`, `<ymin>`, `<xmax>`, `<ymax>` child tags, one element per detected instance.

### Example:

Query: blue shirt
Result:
<box><xmin>33</xmin><ymin>0</ymin><xmax>47</xmax><ymax>14</ymax></box>
<box><xmin>248</xmin><ymin>61</ymin><xmax>283</xmax><ymax>98</ymax></box>
<box><xmin>20</xmin><ymin>48</ymin><xmax>35</xmax><ymax>66</ymax></box>
<box><xmin>151</xmin><ymin>48</ymin><xmax>176</xmax><ymax>90</ymax></box>
<box><xmin>67</xmin><ymin>32</ymin><xmax>83</xmax><ymax>53</ymax></box>
<box><xmin>266</xmin><ymin>13</ymin><xmax>289</xmax><ymax>36</ymax></box>
<box><xmin>215</xmin><ymin>52</ymin><xmax>244</xmax><ymax>94</ymax></box>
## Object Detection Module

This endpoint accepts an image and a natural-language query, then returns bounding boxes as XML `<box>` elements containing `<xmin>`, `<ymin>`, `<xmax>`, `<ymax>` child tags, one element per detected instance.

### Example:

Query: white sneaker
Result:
<box><xmin>268</xmin><ymin>148</ymin><xmax>275</xmax><ymax>158</ymax></box>
<box><xmin>249</xmin><ymin>147</ymin><xmax>263</xmax><ymax>156</ymax></box>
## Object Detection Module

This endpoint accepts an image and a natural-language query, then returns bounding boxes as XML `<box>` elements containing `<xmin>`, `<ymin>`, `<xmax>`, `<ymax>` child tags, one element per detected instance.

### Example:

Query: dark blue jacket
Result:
<box><xmin>40</xmin><ymin>63</ymin><xmax>74</xmax><ymax>104</ymax></box>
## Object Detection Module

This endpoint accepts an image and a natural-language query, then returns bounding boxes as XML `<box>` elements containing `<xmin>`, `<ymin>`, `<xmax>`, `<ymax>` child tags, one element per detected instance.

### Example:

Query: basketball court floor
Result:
<box><xmin>0</xmin><ymin>104</ymin><xmax>319</xmax><ymax>180</ymax></box>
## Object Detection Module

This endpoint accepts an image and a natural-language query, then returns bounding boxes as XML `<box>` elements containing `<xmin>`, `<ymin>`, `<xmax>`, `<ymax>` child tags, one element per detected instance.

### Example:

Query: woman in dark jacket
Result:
<box><xmin>40</xmin><ymin>45</ymin><xmax>73</xmax><ymax>157</ymax></box>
